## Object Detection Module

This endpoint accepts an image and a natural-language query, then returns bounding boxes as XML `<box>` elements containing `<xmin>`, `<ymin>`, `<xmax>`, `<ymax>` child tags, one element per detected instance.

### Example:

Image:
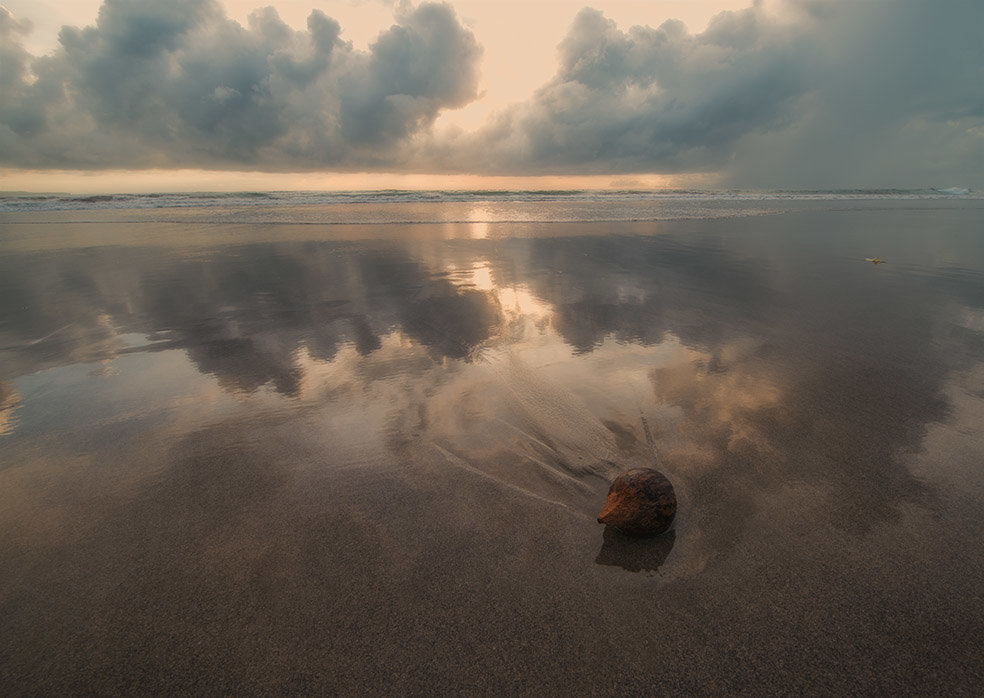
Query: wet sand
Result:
<box><xmin>2</xmin><ymin>200</ymin><xmax>984</xmax><ymax>693</ymax></box>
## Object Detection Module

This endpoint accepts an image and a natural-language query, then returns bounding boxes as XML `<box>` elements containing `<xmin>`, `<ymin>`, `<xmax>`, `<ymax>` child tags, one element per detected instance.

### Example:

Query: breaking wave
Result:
<box><xmin>0</xmin><ymin>188</ymin><xmax>978</xmax><ymax>224</ymax></box>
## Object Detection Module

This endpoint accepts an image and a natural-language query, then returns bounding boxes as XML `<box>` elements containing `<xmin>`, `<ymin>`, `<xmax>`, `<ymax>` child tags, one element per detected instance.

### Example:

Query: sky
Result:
<box><xmin>0</xmin><ymin>0</ymin><xmax>981</xmax><ymax>192</ymax></box>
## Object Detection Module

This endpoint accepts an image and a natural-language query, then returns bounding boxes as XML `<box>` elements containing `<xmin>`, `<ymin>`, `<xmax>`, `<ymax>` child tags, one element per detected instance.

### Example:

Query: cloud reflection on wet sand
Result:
<box><xmin>2</xmin><ymin>204</ymin><xmax>984</xmax><ymax>692</ymax></box>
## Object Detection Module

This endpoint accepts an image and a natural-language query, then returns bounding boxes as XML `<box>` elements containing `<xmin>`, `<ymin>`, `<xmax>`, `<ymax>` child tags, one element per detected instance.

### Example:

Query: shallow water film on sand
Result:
<box><xmin>2</xmin><ymin>196</ymin><xmax>984</xmax><ymax>693</ymax></box>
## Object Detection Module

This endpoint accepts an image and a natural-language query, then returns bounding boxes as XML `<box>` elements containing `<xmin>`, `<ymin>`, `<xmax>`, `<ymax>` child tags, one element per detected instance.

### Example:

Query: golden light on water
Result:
<box><xmin>465</xmin><ymin>206</ymin><xmax>492</xmax><ymax>239</ymax></box>
<box><xmin>0</xmin><ymin>382</ymin><xmax>21</xmax><ymax>437</ymax></box>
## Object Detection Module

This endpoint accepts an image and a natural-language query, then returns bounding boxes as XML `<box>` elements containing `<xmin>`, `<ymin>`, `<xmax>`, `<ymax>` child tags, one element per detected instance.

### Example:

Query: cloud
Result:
<box><xmin>1</xmin><ymin>0</ymin><xmax>981</xmax><ymax>186</ymax></box>
<box><xmin>446</xmin><ymin>0</ymin><xmax>983</xmax><ymax>187</ymax></box>
<box><xmin>445</xmin><ymin>5</ymin><xmax>805</xmax><ymax>174</ymax></box>
<box><xmin>0</xmin><ymin>0</ymin><xmax>481</xmax><ymax>169</ymax></box>
<box><xmin>724</xmin><ymin>0</ymin><xmax>984</xmax><ymax>187</ymax></box>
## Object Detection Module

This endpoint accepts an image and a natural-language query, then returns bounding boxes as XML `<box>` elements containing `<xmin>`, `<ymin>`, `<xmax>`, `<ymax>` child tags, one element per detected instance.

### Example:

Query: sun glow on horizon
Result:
<box><xmin>0</xmin><ymin>168</ymin><xmax>703</xmax><ymax>195</ymax></box>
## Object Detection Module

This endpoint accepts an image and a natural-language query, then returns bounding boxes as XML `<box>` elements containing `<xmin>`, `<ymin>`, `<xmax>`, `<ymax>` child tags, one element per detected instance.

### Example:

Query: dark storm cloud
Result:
<box><xmin>0</xmin><ymin>0</ymin><xmax>481</xmax><ymax>169</ymax></box>
<box><xmin>724</xmin><ymin>0</ymin><xmax>984</xmax><ymax>187</ymax></box>
<box><xmin>447</xmin><ymin>0</ymin><xmax>983</xmax><ymax>187</ymax></box>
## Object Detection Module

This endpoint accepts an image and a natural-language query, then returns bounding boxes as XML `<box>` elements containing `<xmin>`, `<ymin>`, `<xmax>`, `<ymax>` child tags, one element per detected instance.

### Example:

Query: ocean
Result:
<box><xmin>1</xmin><ymin>187</ymin><xmax>978</xmax><ymax>220</ymax></box>
<box><xmin>1</xmin><ymin>190</ymin><xmax>983</xmax><ymax>693</ymax></box>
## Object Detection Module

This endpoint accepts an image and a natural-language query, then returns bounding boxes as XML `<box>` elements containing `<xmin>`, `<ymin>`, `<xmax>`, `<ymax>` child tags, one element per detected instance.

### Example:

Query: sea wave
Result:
<box><xmin>0</xmin><ymin>188</ymin><xmax>978</xmax><ymax>214</ymax></box>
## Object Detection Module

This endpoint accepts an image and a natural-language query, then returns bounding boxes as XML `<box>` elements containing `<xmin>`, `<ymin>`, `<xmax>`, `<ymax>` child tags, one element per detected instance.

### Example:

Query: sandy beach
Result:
<box><xmin>2</xmin><ymin>198</ymin><xmax>984</xmax><ymax>693</ymax></box>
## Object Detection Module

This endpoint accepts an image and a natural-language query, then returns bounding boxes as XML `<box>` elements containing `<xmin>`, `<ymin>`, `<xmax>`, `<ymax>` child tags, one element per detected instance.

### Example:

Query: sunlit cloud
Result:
<box><xmin>0</xmin><ymin>0</ymin><xmax>481</xmax><ymax>170</ymax></box>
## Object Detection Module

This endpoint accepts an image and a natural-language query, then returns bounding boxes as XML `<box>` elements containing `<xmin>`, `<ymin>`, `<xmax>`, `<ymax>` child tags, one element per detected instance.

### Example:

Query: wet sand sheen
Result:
<box><xmin>2</xmin><ymin>200</ymin><xmax>984</xmax><ymax>693</ymax></box>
